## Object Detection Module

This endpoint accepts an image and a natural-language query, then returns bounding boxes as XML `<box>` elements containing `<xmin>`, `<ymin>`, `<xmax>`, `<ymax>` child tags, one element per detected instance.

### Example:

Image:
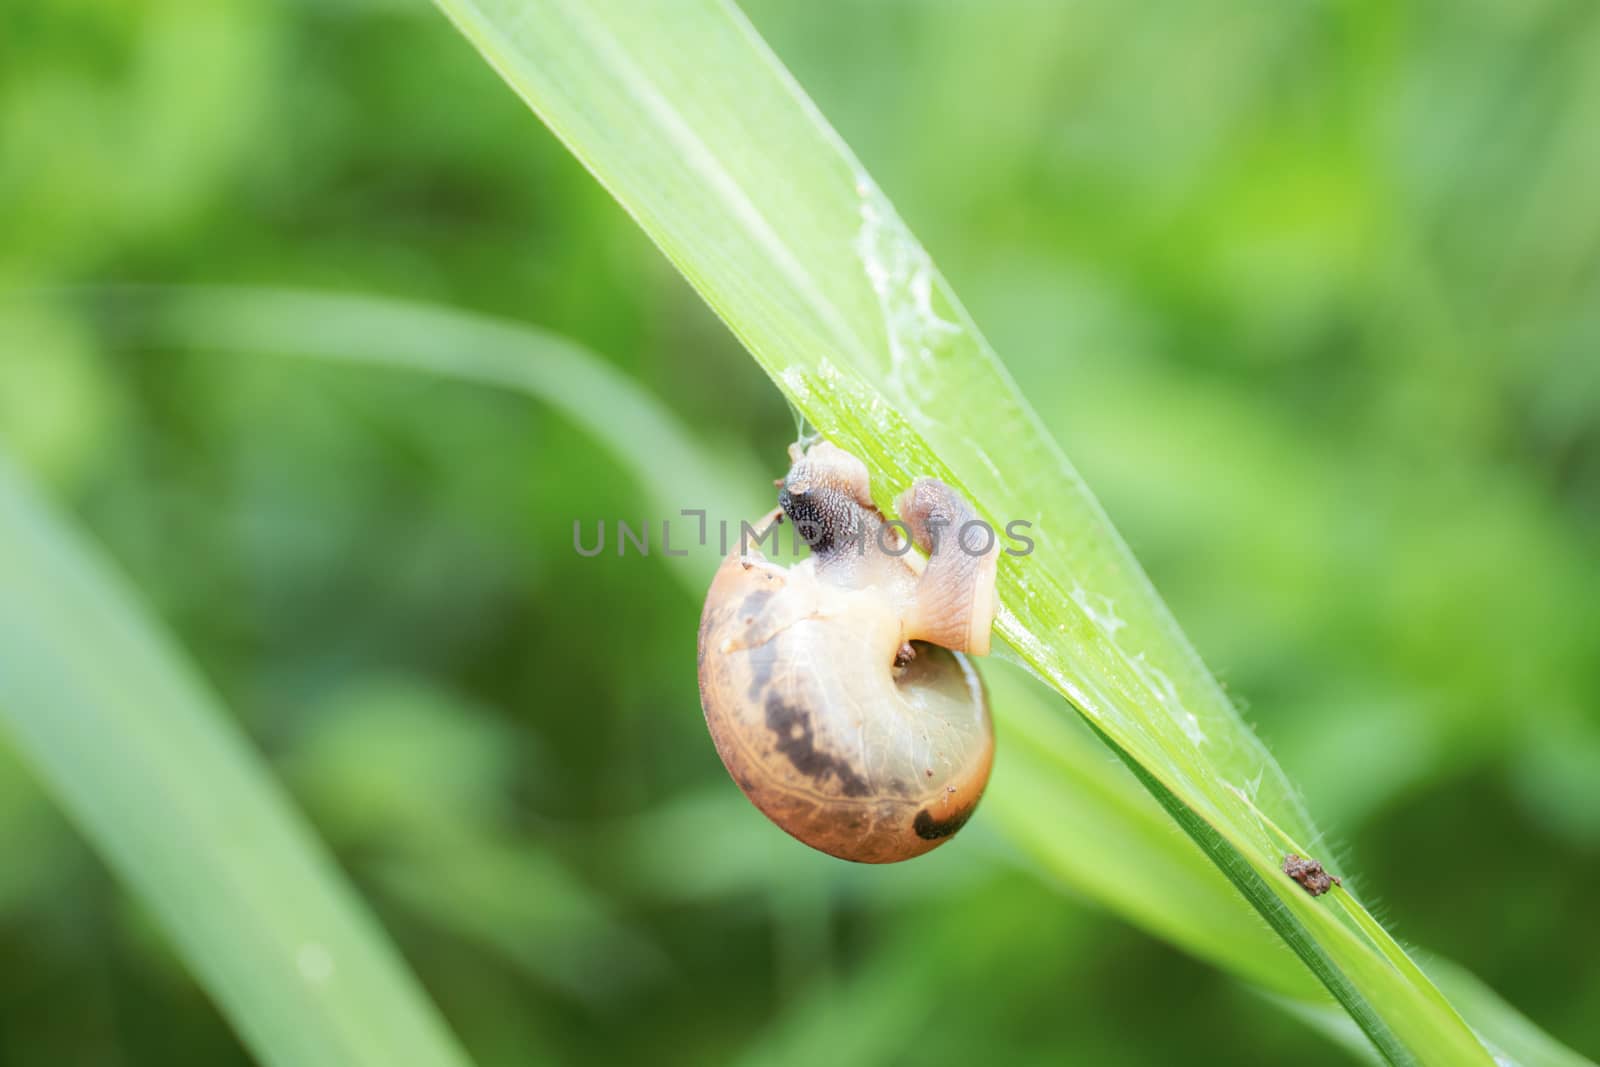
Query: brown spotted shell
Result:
<box><xmin>696</xmin><ymin>544</ymin><xmax>994</xmax><ymax>863</ymax></box>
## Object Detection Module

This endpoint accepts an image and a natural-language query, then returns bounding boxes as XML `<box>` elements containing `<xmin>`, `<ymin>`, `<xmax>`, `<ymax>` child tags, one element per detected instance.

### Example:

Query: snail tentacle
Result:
<box><xmin>895</xmin><ymin>478</ymin><xmax>1000</xmax><ymax>657</ymax></box>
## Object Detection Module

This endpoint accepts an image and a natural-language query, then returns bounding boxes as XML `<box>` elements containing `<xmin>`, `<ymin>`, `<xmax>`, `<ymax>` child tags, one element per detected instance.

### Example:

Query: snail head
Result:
<box><xmin>778</xmin><ymin>441</ymin><xmax>877</xmax><ymax>554</ymax></box>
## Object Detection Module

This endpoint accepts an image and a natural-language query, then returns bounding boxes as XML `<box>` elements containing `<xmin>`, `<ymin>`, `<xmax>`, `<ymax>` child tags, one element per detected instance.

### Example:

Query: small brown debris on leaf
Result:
<box><xmin>1283</xmin><ymin>853</ymin><xmax>1342</xmax><ymax>897</ymax></box>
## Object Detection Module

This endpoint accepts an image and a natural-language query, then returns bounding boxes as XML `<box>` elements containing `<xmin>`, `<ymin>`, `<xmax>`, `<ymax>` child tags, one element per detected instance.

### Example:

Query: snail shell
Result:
<box><xmin>697</xmin><ymin>443</ymin><xmax>998</xmax><ymax>863</ymax></box>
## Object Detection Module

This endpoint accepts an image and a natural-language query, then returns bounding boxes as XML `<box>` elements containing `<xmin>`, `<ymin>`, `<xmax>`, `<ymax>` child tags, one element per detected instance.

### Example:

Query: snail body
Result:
<box><xmin>697</xmin><ymin>443</ymin><xmax>998</xmax><ymax>863</ymax></box>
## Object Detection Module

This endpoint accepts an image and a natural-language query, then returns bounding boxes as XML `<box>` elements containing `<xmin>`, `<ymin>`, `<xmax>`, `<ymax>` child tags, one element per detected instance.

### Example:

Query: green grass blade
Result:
<box><xmin>988</xmin><ymin>665</ymin><xmax>1596</xmax><ymax>1067</ymax></box>
<box><xmin>1427</xmin><ymin>960</ymin><xmax>1598</xmax><ymax>1067</ymax></box>
<box><xmin>0</xmin><ymin>454</ymin><xmax>474</xmax><ymax>1067</ymax></box>
<box><xmin>424</xmin><ymin>1</ymin><xmax>1497</xmax><ymax>1061</ymax></box>
<box><xmin>147</xmin><ymin>285</ymin><xmax>766</xmax><ymax>530</ymax></box>
<box><xmin>984</xmin><ymin>664</ymin><xmax>1321</xmax><ymax>1001</ymax></box>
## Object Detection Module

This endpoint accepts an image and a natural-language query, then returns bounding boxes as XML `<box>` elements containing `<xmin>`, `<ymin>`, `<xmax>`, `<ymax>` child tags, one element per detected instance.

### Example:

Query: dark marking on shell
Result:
<box><xmin>739</xmin><ymin>588</ymin><xmax>773</xmax><ymax>624</ymax></box>
<box><xmin>745</xmin><ymin>640</ymin><xmax>779</xmax><ymax>702</ymax></box>
<box><xmin>764</xmin><ymin>694</ymin><xmax>871</xmax><ymax>797</ymax></box>
<box><xmin>913</xmin><ymin>806</ymin><xmax>974</xmax><ymax>841</ymax></box>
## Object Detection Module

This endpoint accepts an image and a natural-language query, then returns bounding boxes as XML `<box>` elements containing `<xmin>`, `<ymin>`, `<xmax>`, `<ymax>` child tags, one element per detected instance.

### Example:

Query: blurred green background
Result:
<box><xmin>3</xmin><ymin>0</ymin><xmax>1598</xmax><ymax>1063</ymax></box>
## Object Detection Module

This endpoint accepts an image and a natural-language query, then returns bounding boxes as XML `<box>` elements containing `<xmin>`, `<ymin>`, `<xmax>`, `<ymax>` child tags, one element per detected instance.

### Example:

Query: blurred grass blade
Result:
<box><xmin>986</xmin><ymin>663</ymin><xmax>1596</xmax><ymax>1067</ymax></box>
<box><xmin>982</xmin><ymin>663</ymin><xmax>1320</xmax><ymax>1001</ymax></box>
<box><xmin>1427</xmin><ymin>960</ymin><xmax>1598</xmax><ymax>1067</ymax></box>
<box><xmin>280</xmin><ymin>674</ymin><xmax>670</xmax><ymax>1008</ymax></box>
<box><xmin>148</xmin><ymin>285</ymin><xmax>767</xmax><ymax>550</ymax></box>
<box><xmin>0</xmin><ymin>454</ymin><xmax>473</xmax><ymax>1067</ymax></box>
<box><xmin>1277</xmin><ymin>971</ymin><xmax>1598</xmax><ymax>1067</ymax></box>
<box><xmin>426</xmin><ymin>1</ymin><xmax>1495</xmax><ymax>1061</ymax></box>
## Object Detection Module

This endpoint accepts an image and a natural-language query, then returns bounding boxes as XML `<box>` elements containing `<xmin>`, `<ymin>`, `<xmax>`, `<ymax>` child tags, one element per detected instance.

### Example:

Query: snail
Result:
<box><xmin>697</xmin><ymin>441</ymin><xmax>999</xmax><ymax>863</ymax></box>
